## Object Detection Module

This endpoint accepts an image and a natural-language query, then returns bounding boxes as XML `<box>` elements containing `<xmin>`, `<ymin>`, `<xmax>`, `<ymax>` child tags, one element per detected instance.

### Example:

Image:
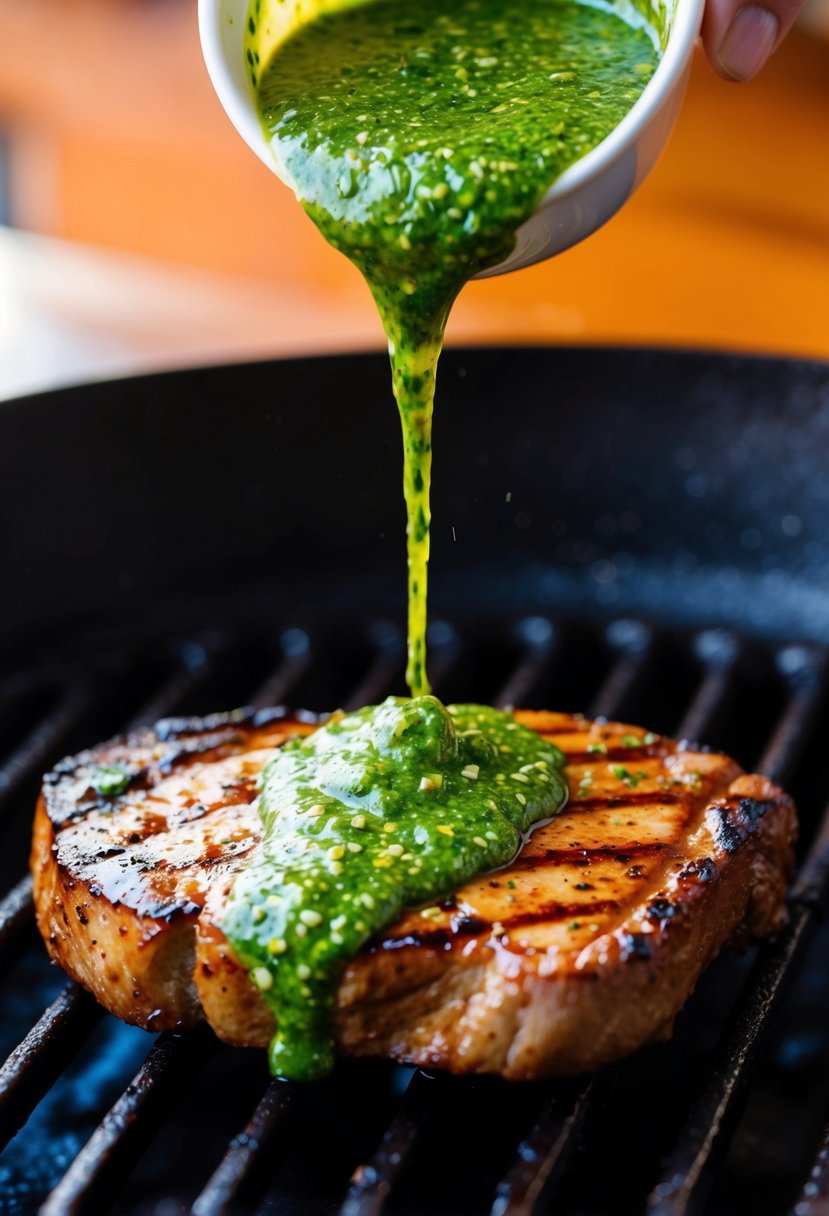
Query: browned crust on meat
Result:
<box><xmin>32</xmin><ymin>708</ymin><xmax>797</xmax><ymax>1077</ymax></box>
<box><xmin>338</xmin><ymin>772</ymin><xmax>793</xmax><ymax>1077</ymax></box>
<box><xmin>31</xmin><ymin>708</ymin><xmax>315</xmax><ymax>1032</ymax></box>
<box><xmin>32</xmin><ymin>797</ymin><xmax>201</xmax><ymax>1030</ymax></box>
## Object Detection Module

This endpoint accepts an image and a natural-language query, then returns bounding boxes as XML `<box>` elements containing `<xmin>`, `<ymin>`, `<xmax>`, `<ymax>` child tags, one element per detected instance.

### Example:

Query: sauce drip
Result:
<box><xmin>252</xmin><ymin>0</ymin><xmax>658</xmax><ymax>692</ymax></box>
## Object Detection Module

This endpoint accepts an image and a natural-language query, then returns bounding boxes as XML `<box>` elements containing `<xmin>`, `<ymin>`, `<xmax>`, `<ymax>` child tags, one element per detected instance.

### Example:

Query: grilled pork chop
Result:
<box><xmin>32</xmin><ymin>708</ymin><xmax>796</xmax><ymax>1078</ymax></box>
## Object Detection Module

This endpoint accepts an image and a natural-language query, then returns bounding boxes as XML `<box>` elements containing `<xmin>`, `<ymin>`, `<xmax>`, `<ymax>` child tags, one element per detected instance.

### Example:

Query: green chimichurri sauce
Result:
<box><xmin>226</xmin><ymin>0</ymin><xmax>660</xmax><ymax>1079</ymax></box>
<box><xmin>252</xmin><ymin>0</ymin><xmax>658</xmax><ymax>695</ymax></box>
<box><xmin>223</xmin><ymin>697</ymin><xmax>568</xmax><ymax>1079</ymax></box>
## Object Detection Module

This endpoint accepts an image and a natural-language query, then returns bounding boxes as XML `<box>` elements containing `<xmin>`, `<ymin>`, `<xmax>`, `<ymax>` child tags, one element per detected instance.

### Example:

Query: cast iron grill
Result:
<box><xmin>1</xmin><ymin>613</ymin><xmax>829</xmax><ymax>1216</ymax></box>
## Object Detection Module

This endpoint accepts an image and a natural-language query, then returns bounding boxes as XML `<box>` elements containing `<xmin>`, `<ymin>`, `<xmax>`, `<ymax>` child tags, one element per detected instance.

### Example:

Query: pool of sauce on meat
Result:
<box><xmin>223</xmin><ymin>698</ymin><xmax>567</xmax><ymax>1079</ymax></box>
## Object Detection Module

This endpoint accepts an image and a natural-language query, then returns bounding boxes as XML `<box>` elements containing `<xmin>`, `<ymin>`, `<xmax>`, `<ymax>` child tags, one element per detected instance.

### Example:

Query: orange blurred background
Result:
<box><xmin>0</xmin><ymin>0</ymin><xmax>827</xmax><ymax>396</ymax></box>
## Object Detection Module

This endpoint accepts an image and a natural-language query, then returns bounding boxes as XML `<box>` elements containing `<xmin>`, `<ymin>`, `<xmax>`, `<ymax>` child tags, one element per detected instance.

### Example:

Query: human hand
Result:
<box><xmin>702</xmin><ymin>0</ymin><xmax>803</xmax><ymax>81</ymax></box>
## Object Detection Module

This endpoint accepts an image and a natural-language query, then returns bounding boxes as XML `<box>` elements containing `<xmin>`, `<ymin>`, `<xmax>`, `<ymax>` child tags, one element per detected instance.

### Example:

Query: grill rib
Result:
<box><xmin>676</xmin><ymin>630</ymin><xmax>739</xmax><ymax>745</ymax></box>
<box><xmin>589</xmin><ymin>619</ymin><xmax>654</xmax><ymax>721</ymax></box>
<box><xmin>795</xmin><ymin>1122</ymin><xmax>829</xmax><ymax>1216</ymax></box>
<box><xmin>340</xmin><ymin>1071</ymin><xmax>439</xmax><ymax>1216</ymax></box>
<box><xmin>126</xmin><ymin>640</ymin><xmax>217</xmax><ymax>733</ymax></box>
<box><xmin>192</xmin><ymin>1080</ymin><xmax>296</xmax><ymax>1216</ymax></box>
<box><xmin>39</xmin><ymin>1033</ymin><xmax>196</xmax><ymax>1216</ymax></box>
<box><xmin>490</xmin><ymin>1078</ymin><xmax>594</xmax><ymax>1216</ymax></box>
<box><xmin>343</xmin><ymin>621</ymin><xmax>405</xmax><ymax>711</ymax></box>
<box><xmin>0</xmin><ymin>876</ymin><xmax>34</xmax><ymax>969</ymax></box>
<box><xmin>0</xmin><ymin>683</ymin><xmax>95</xmax><ymax>805</ymax></box>
<box><xmin>252</xmin><ymin>628</ymin><xmax>312</xmax><ymax>709</ymax></box>
<box><xmin>493</xmin><ymin>617</ymin><xmax>556</xmax><ymax>709</ymax></box>
<box><xmin>0</xmin><ymin>985</ymin><xmax>102</xmax><ymax>1151</ymax></box>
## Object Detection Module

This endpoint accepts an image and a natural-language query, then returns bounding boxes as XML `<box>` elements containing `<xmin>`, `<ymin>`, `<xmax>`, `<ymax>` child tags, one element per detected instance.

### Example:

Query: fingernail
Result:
<box><xmin>718</xmin><ymin>5</ymin><xmax>779</xmax><ymax>81</ymax></box>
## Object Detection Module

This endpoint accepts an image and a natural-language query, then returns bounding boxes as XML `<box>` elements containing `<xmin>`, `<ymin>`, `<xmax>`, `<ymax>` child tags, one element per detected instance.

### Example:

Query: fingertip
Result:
<box><xmin>715</xmin><ymin>4</ymin><xmax>779</xmax><ymax>80</ymax></box>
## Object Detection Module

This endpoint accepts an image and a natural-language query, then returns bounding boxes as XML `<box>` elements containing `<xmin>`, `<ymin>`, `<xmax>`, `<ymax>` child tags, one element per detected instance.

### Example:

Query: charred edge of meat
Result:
<box><xmin>677</xmin><ymin>856</ymin><xmax>718</xmax><ymax>882</ymax></box>
<box><xmin>646</xmin><ymin>897</ymin><xmax>683</xmax><ymax>925</ymax></box>
<box><xmin>44</xmin><ymin>712</ymin><xmax>310</xmax><ymax>830</ymax></box>
<box><xmin>620</xmin><ymin>932</ymin><xmax>652</xmax><ymax>960</ymax></box>
<box><xmin>154</xmin><ymin>705</ymin><xmax>315</xmax><ymax>742</ymax></box>
<box><xmin>713</xmin><ymin>797</ymin><xmax>779</xmax><ymax>854</ymax></box>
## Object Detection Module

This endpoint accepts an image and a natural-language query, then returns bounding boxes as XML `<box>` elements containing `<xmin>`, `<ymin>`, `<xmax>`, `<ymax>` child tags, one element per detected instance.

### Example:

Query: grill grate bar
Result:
<box><xmin>792</xmin><ymin>803</ymin><xmax>829</xmax><ymax>916</ymax></box>
<box><xmin>253</xmin><ymin>628</ymin><xmax>312</xmax><ymax>709</ymax></box>
<box><xmin>0</xmin><ymin>682</ymin><xmax>94</xmax><ymax>808</ymax></box>
<box><xmin>0</xmin><ymin>984</ymin><xmax>102</xmax><ymax>1151</ymax></box>
<box><xmin>192</xmin><ymin>1080</ymin><xmax>296</xmax><ymax>1216</ymax></box>
<box><xmin>126</xmin><ymin>639</ymin><xmax>218</xmax><ymax>732</ymax></box>
<box><xmin>341</xmin><ymin>1070</ymin><xmax>439</xmax><ymax>1216</ymax></box>
<box><xmin>676</xmin><ymin>631</ymin><xmax>739</xmax><ymax>744</ymax></box>
<box><xmin>647</xmin><ymin>900</ymin><xmax>818</xmax><ymax>1216</ymax></box>
<box><xmin>759</xmin><ymin>647</ymin><xmax>826</xmax><ymax>785</ymax></box>
<box><xmin>490</xmin><ymin>1078</ymin><xmax>594</xmax><ymax>1216</ymax></box>
<box><xmin>425</xmin><ymin>620</ymin><xmax>462</xmax><ymax>693</ymax></box>
<box><xmin>344</xmin><ymin>621</ymin><xmax>405</xmax><ymax>711</ymax></box>
<box><xmin>493</xmin><ymin>618</ymin><xmax>555</xmax><ymax>710</ymax></box>
<box><xmin>0</xmin><ymin>875</ymin><xmax>34</xmax><ymax>968</ymax></box>
<box><xmin>39</xmin><ymin>1033</ymin><xmax>194</xmax><ymax>1216</ymax></box>
<box><xmin>794</xmin><ymin>1121</ymin><xmax>829</xmax><ymax>1216</ymax></box>
<box><xmin>589</xmin><ymin>620</ymin><xmax>653</xmax><ymax>721</ymax></box>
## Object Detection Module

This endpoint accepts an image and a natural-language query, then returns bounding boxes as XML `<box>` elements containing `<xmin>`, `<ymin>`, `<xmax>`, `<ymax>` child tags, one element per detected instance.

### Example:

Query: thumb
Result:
<box><xmin>701</xmin><ymin>0</ymin><xmax>803</xmax><ymax>81</ymax></box>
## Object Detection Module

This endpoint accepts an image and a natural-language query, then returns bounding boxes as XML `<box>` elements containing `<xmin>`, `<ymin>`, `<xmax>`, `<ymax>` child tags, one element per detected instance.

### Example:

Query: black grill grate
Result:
<box><xmin>1</xmin><ymin>615</ymin><xmax>828</xmax><ymax>1216</ymax></box>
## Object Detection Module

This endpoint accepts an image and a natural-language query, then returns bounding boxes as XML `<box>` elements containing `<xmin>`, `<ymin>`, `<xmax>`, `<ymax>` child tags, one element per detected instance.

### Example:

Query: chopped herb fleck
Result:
<box><xmin>92</xmin><ymin>765</ymin><xmax>130</xmax><ymax>798</ymax></box>
<box><xmin>610</xmin><ymin>765</ymin><xmax>648</xmax><ymax>788</ymax></box>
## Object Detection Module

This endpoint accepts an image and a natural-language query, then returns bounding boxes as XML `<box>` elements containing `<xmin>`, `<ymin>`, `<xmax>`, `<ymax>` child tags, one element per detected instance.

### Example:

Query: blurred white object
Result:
<box><xmin>199</xmin><ymin>0</ymin><xmax>704</xmax><ymax>276</ymax></box>
<box><xmin>0</xmin><ymin>226</ymin><xmax>385</xmax><ymax>402</ymax></box>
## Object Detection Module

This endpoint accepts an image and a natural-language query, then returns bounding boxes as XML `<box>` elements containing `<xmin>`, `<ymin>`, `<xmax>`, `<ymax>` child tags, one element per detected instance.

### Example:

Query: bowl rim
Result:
<box><xmin>198</xmin><ymin>0</ymin><xmax>706</xmax><ymax>203</ymax></box>
<box><xmin>542</xmin><ymin>0</ymin><xmax>705</xmax><ymax>204</ymax></box>
<box><xmin>199</xmin><ymin>0</ymin><xmax>272</xmax><ymax>170</ymax></box>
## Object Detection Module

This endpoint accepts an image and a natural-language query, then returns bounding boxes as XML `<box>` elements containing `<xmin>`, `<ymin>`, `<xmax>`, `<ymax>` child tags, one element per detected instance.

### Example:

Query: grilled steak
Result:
<box><xmin>32</xmin><ymin>708</ymin><xmax>796</xmax><ymax>1078</ymax></box>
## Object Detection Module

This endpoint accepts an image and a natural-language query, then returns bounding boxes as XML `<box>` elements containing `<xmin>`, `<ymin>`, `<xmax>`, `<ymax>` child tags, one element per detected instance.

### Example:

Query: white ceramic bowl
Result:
<box><xmin>199</xmin><ymin>0</ymin><xmax>704</xmax><ymax>276</ymax></box>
